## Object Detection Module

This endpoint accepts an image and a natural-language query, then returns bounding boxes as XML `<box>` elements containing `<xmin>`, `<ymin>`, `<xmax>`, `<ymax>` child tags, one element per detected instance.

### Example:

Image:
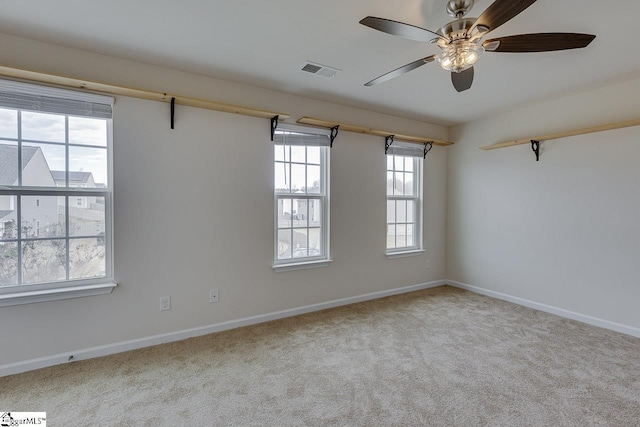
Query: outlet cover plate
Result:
<box><xmin>209</xmin><ymin>289</ymin><xmax>219</xmax><ymax>303</ymax></box>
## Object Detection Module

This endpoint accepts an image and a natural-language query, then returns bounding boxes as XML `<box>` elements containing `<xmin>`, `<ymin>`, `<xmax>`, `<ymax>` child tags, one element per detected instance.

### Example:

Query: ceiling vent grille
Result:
<box><xmin>301</xmin><ymin>62</ymin><xmax>341</xmax><ymax>78</ymax></box>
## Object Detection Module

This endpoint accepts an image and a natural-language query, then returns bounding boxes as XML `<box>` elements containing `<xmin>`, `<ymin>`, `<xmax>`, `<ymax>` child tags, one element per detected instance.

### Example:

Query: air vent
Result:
<box><xmin>301</xmin><ymin>61</ymin><xmax>341</xmax><ymax>78</ymax></box>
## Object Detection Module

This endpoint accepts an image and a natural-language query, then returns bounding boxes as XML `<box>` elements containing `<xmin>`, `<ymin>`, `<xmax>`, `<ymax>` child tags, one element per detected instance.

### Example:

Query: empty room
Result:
<box><xmin>1</xmin><ymin>0</ymin><xmax>639</xmax><ymax>425</ymax></box>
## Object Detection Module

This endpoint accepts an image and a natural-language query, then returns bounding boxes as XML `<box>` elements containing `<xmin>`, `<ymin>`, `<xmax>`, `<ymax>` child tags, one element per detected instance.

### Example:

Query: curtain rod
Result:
<box><xmin>481</xmin><ymin>117</ymin><xmax>640</xmax><ymax>151</ymax></box>
<box><xmin>0</xmin><ymin>65</ymin><xmax>290</xmax><ymax>121</ymax></box>
<box><xmin>296</xmin><ymin>117</ymin><xmax>454</xmax><ymax>147</ymax></box>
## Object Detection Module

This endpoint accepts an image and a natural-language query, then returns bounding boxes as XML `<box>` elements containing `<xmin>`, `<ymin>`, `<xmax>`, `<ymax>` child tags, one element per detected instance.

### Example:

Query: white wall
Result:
<box><xmin>0</xmin><ymin>33</ymin><xmax>448</xmax><ymax>366</ymax></box>
<box><xmin>447</xmin><ymin>76</ymin><xmax>640</xmax><ymax>329</ymax></box>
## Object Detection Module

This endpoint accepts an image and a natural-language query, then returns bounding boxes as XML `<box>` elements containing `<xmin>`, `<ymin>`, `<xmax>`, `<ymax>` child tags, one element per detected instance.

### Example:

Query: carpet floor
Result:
<box><xmin>2</xmin><ymin>286</ymin><xmax>640</xmax><ymax>426</ymax></box>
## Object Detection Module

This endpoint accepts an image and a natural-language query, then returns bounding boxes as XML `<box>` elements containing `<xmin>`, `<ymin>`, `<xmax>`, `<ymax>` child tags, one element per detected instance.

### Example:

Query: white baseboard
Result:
<box><xmin>1</xmin><ymin>280</ymin><xmax>446</xmax><ymax>377</ymax></box>
<box><xmin>447</xmin><ymin>280</ymin><xmax>640</xmax><ymax>339</ymax></box>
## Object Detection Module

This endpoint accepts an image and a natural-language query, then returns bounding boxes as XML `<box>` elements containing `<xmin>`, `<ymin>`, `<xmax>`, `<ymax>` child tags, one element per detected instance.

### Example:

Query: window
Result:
<box><xmin>0</xmin><ymin>79</ymin><xmax>115</xmax><ymax>306</ymax></box>
<box><xmin>386</xmin><ymin>143</ymin><xmax>423</xmax><ymax>254</ymax></box>
<box><xmin>273</xmin><ymin>123</ymin><xmax>330</xmax><ymax>270</ymax></box>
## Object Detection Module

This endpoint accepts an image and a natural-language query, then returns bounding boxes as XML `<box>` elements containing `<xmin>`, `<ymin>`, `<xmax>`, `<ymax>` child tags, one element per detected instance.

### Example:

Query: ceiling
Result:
<box><xmin>1</xmin><ymin>0</ymin><xmax>639</xmax><ymax>126</ymax></box>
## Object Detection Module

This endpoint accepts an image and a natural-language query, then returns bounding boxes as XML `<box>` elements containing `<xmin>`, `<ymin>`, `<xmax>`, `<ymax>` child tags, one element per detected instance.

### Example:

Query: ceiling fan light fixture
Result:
<box><xmin>436</xmin><ymin>41</ymin><xmax>485</xmax><ymax>73</ymax></box>
<box><xmin>359</xmin><ymin>0</ymin><xmax>597</xmax><ymax>92</ymax></box>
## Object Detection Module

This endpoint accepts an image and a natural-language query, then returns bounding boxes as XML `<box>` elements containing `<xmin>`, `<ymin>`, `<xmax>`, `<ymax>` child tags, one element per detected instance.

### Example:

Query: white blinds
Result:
<box><xmin>273</xmin><ymin>123</ymin><xmax>331</xmax><ymax>146</ymax></box>
<box><xmin>0</xmin><ymin>79</ymin><xmax>114</xmax><ymax>119</ymax></box>
<box><xmin>386</xmin><ymin>141</ymin><xmax>425</xmax><ymax>158</ymax></box>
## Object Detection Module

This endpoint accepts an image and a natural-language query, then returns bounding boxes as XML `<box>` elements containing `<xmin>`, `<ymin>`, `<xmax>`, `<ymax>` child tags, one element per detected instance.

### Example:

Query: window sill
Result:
<box><xmin>386</xmin><ymin>249</ymin><xmax>425</xmax><ymax>259</ymax></box>
<box><xmin>0</xmin><ymin>282</ymin><xmax>117</xmax><ymax>307</ymax></box>
<box><xmin>273</xmin><ymin>259</ymin><xmax>333</xmax><ymax>272</ymax></box>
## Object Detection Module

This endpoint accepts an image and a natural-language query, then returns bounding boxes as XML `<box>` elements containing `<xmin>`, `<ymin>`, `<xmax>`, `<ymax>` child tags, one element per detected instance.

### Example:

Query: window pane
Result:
<box><xmin>277</xmin><ymin>229</ymin><xmax>292</xmax><ymax>260</ymax></box>
<box><xmin>21</xmin><ymin>196</ymin><xmax>65</xmax><ymax>238</ymax></box>
<box><xmin>22</xmin><ymin>239</ymin><xmax>66</xmax><ymax>284</ymax></box>
<box><xmin>406</xmin><ymin>223</ymin><xmax>415</xmax><ymax>248</ymax></box>
<box><xmin>387</xmin><ymin>171</ymin><xmax>394</xmax><ymax>196</ymax></box>
<box><xmin>274</xmin><ymin>162</ymin><xmax>289</xmax><ymax>192</ymax></box>
<box><xmin>405</xmin><ymin>157</ymin><xmax>414</xmax><ymax>172</ymax></box>
<box><xmin>404</xmin><ymin>172</ymin><xmax>415</xmax><ymax>196</ymax></box>
<box><xmin>307</xmin><ymin>146</ymin><xmax>320</xmax><ymax>165</ymax></box>
<box><xmin>292</xmin><ymin>199</ymin><xmax>308</xmax><ymax>228</ymax></box>
<box><xmin>70</xmin><ymin>196</ymin><xmax>105</xmax><ymax>237</ymax></box>
<box><xmin>308</xmin><ymin>228</ymin><xmax>321</xmax><ymax>256</ymax></box>
<box><xmin>387</xmin><ymin>225</ymin><xmax>396</xmax><ymax>249</ymax></box>
<box><xmin>274</xmin><ymin>144</ymin><xmax>288</xmax><ymax>162</ymax></box>
<box><xmin>307</xmin><ymin>165</ymin><xmax>320</xmax><ymax>194</ymax></box>
<box><xmin>291</xmin><ymin>146</ymin><xmax>305</xmax><ymax>164</ymax></box>
<box><xmin>69</xmin><ymin>238</ymin><xmax>106</xmax><ymax>280</ymax></box>
<box><xmin>292</xmin><ymin>229</ymin><xmax>309</xmax><ymax>258</ymax></box>
<box><xmin>397</xmin><ymin>200</ymin><xmax>407</xmax><ymax>223</ymax></box>
<box><xmin>278</xmin><ymin>198</ymin><xmax>292</xmax><ymax>229</ymax></box>
<box><xmin>69</xmin><ymin>146</ymin><xmax>108</xmax><ymax>187</ymax></box>
<box><xmin>308</xmin><ymin>199</ymin><xmax>322</xmax><ymax>228</ymax></box>
<box><xmin>394</xmin><ymin>172</ymin><xmax>404</xmax><ymax>196</ymax></box>
<box><xmin>69</xmin><ymin>117</ymin><xmax>108</xmax><ymax>147</ymax></box>
<box><xmin>0</xmin><ymin>196</ymin><xmax>17</xmax><ymax>240</ymax></box>
<box><xmin>407</xmin><ymin>200</ymin><xmax>415</xmax><ymax>223</ymax></box>
<box><xmin>387</xmin><ymin>200</ymin><xmax>395</xmax><ymax>224</ymax></box>
<box><xmin>0</xmin><ymin>109</ymin><xmax>18</xmax><ymax>139</ymax></box>
<box><xmin>0</xmin><ymin>242</ymin><xmax>18</xmax><ymax>286</ymax></box>
<box><xmin>290</xmin><ymin>164</ymin><xmax>305</xmax><ymax>192</ymax></box>
<box><xmin>0</xmin><ymin>142</ymin><xmax>18</xmax><ymax>185</ymax></box>
<box><xmin>396</xmin><ymin>224</ymin><xmax>408</xmax><ymax>248</ymax></box>
<box><xmin>22</xmin><ymin>143</ymin><xmax>65</xmax><ymax>187</ymax></box>
<box><xmin>387</xmin><ymin>155</ymin><xmax>393</xmax><ymax>171</ymax></box>
<box><xmin>396</xmin><ymin>156</ymin><xmax>405</xmax><ymax>172</ymax></box>
<box><xmin>22</xmin><ymin>111</ymin><xmax>65</xmax><ymax>143</ymax></box>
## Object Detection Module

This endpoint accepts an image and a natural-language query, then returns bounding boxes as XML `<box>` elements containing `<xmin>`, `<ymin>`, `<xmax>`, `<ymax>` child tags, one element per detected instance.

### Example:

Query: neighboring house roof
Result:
<box><xmin>0</xmin><ymin>210</ymin><xmax>14</xmax><ymax>220</ymax></box>
<box><xmin>51</xmin><ymin>170</ymin><xmax>93</xmax><ymax>183</ymax></box>
<box><xmin>0</xmin><ymin>144</ymin><xmax>39</xmax><ymax>185</ymax></box>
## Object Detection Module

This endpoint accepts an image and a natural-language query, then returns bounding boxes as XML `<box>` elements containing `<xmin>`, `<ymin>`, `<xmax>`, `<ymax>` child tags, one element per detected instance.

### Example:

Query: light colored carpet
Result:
<box><xmin>2</xmin><ymin>286</ymin><xmax>640</xmax><ymax>426</ymax></box>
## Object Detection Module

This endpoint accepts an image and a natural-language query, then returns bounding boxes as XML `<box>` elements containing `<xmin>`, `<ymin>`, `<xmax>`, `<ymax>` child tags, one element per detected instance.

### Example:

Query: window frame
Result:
<box><xmin>386</xmin><ymin>154</ymin><xmax>424</xmax><ymax>256</ymax></box>
<box><xmin>273</xmin><ymin>124</ymin><xmax>331</xmax><ymax>271</ymax></box>
<box><xmin>0</xmin><ymin>80</ymin><xmax>116</xmax><ymax>307</ymax></box>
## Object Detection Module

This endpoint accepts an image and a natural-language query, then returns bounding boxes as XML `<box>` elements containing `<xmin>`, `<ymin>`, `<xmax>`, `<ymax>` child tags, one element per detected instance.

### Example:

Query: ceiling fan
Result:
<box><xmin>360</xmin><ymin>0</ymin><xmax>596</xmax><ymax>92</ymax></box>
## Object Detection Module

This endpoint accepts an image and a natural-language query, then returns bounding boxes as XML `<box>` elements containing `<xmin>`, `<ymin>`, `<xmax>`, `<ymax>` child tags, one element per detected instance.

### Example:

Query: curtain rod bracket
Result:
<box><xmin>385</xmin><ymin>135</ymin><xmax>395</xmax><ymax>154</ymax></box>
<box><xmin>270</xmin><ymin>115</ymin><xmax>279</xmax><ymax>141</ymax></box>
<box><xmin>531</xmin><ymin>140</ymin><xmax>540</xmax><ymax>162</ymax></box>
<box><xmin>330</xmin><ymin>125</ymin><xmax>339</xmax><ymax>147</ymax></box>
<box><xmin>170</xmin><ymin>97</ymin><xmax>176</xmax><ymax>130</ymax></box>
<box><xmin>423</xmin><ymin>141</ymin><xmax>434</xmax><ymax>159</ymax></box>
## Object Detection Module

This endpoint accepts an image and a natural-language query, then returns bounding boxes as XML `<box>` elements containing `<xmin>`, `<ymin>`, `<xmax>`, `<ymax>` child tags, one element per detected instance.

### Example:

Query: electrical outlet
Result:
<box><xmin>425</xmin><ymin>259</ymin><xmax>431</xmax><ymax>269</ymax></box>
<box><xmin>209</xmin><ymin>289</ymin><xmax>219</xmax><ymax>304</ymax></box>
<box><xmin>160</xmin><ymin>296</ymin><xmax>171</xmax><ymax>311</ymax></box>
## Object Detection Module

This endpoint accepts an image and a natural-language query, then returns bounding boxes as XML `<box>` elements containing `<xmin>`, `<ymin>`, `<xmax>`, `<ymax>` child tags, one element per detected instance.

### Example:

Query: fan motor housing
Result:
<box><xmin>446</xmin><ymin>0</ymin><xmax>474</xmax><ymax>18</ymax></box>
<box><xmin>438</xmin><ymin>18</ymin><xmax>476</xmax><ymax>42</ymax></box>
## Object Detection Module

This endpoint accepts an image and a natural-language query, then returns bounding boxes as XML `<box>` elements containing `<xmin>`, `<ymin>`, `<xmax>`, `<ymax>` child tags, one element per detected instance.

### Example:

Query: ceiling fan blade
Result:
<box><xmin>451</xmin><ymin>68</ymin><xmax>474</xmax><ymax>92</ymax></box>
<box><xmin>484</xmin><ymin>33</ymin><xmax>596</xmax><ymax>53</ymax></box>
<box><xmin>359</xmin><ymin>16</ymin><xmax>444</xmax><ymax>43</ymax></box>
<box><xmin>470</xmin><ymin>0</ymin><xmax>538</xmax><ymax>35</ymax></box>
<box><xmin>365</xmin><ymin>56</ymin><xmax>436</xmax><ymax>86</ymax></box>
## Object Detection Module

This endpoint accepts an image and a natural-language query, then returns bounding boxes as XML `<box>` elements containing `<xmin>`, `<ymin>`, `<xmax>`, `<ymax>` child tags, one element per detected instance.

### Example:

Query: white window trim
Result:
<box><xmin>386</xmin><ymin>154</ymin><xmax>424</xmax><ymax>256</ymax></box>
<box><xmin>0</xmin><ymin>282</ymin><xmax>117</xmax><ymax>307</ymax></box>
<box><xmin>386</xmin><ymin>249</ymin><xmax>425</xmax><ymax>259</ymax></box>
<box><xmin>0</xmin><ymin>79</ymin><xmax>116</xmax><ymax>306</ymax></box>
<box><xmin>273</xmin><ymin>123</ymin><xmax>331</xmax><ymax>270</ymax></box>
<box><xmin>273</xmin><ymin>259</ymin><xmax>333</xmax><ymax>272</ymax></box>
